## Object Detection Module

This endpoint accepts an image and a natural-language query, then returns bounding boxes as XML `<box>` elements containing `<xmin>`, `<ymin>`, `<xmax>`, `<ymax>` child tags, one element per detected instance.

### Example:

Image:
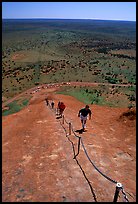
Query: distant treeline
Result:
<box><xmin>96</xmin><ymin>47</ymin><xmax>136</xmax><ymax>60</ymax></box>
<box><xmin>110</xmin><ymin>54</ymin><xmax>136</xmax><ymax>60</ymax></box>
<box><xmin>2</xmin><ymin>19</ymin><xmax>136</xmax><ymax>40</ymax></box>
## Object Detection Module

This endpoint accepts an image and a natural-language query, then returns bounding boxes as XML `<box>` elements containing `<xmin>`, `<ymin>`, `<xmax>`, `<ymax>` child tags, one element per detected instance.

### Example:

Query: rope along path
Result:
<box><xmin>59</xmin><ymin>120</ymin><xmax>97</xmax><ymax>202</ymax></box>
<box><xmin>47</xmin><ymin>102</ymin><xmax>129</xmax><ymax>202</ymax></box>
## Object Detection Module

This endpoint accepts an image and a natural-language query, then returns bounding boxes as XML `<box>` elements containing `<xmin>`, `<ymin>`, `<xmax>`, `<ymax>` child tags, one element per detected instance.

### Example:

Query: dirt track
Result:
<box><xmin>2</xmin><ymin>81</ymin><xmax>134</xmax><ymax>108</ymax></box>
<box><xmin>2</xmin><ymin>86</ymin><xmax>136</xmax><ymax>202</ymax></box>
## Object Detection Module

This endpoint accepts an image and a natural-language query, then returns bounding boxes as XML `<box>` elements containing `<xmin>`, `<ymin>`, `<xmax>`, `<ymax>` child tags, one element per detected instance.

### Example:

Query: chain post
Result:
<box><xmin>74</xmin><ymin>136</ymin><xmax>81</xmax><ymax>159</ymax></box>
<box><xmin>113</xmin><ymin>182</ymin><xmax>123</xmax><ymax>202</ymax></box>
<box><xmin>62</xmin><ymin>115</ymin><xmax>64</xmax><ymax>124</ymax></box>
<box><xmin>69</xmin><ymin>122</ymin><xmax>71</xmax><ymax>135</ymax></box>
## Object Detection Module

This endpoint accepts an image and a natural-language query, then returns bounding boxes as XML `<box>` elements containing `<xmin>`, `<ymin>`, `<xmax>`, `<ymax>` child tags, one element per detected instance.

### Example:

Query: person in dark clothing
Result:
<box><xmin>78</xmin><ymin>105</ymin><xmax>92</xmax><ymax>131</ymax></box>
<box><xmin>45</xmin><ymin>98</ymin><xmax>49</xmax><ymax>106</ymax></box>
<box><xmin>51</xmin><ymin>101</ymin><xmax>54</xmax><ymax>109</ymax></box>
<box><xmin>57</xmin><ymin>101</ymin><xmax>61</xmax><ymax>115</ymax></box>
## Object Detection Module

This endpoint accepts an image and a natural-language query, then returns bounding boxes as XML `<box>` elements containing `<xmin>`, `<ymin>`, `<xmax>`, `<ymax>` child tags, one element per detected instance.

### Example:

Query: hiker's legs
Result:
<box><xmin>80</xmin><ymin>116</ymin><xmax>87</xmax><ymax>130</ymax></box>
<box><xmin>81</xmin><ymin>119</ymin><xmax>87</xmax><ymax>129</ymax></box>
<box><xmin>83</xmin><ymin>119</ymin><xmax>87</xmax><ymax>130</ymax></box>
<box><xmin>60</xmin><ymin>109</ymin><xmax>63</xmax><ymax>116</ymax></box>
<box><xmin>57</xmin><ymin>108</ymin><xmax>60</xmax><ymax>115</ymax></box>
<box><xmin>81</xmin><ymin>119</ymin><xmax>84</xmax><ymax>129</ymax></box>
<box><xmin>57</xmin><ymin>108</ymin><xmax>59</xmax><ymax>115</ymax></box>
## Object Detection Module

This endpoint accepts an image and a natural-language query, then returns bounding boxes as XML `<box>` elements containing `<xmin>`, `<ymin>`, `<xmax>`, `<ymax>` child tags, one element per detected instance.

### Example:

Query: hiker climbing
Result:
<box><xmin>57</xmin><ymin>101</ymin><xmax>61</xmax><ymax>115</ymax></box>
<box><xmin>45</xmin><ymin>98</ymin><xmax>49</xmax><ymax>106</ymax></box>
<box><xmin>51</xmin><ymin>100</ymin><xmax>54</xmax><ymax>109</ymax></box>
<box><xmin>59</xmin><ymin>102</ymin><xmax>66</xmax><ymax>117</ymax></box>
<box><xmin>78</xmin><ymin>105</ymin><xmax>92</xmax><ymax>131</ymax></box>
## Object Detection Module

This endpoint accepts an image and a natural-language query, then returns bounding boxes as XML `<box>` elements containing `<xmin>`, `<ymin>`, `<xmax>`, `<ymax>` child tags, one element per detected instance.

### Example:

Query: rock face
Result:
<box><xmin>2</xmin><ymin>89</ymin><xmax>136</xmax><ymax>202</ymax></box>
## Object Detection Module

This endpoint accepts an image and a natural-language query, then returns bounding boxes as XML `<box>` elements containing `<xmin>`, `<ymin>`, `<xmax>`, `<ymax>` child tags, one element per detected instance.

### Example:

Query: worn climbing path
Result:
<box><xmin>2</xmin><ymin>90</ymin><xmax>136</xmax><ymax>202</ymax></box>
<box><xmin>2</xmin><ymin>96</ymin><xmax>94</xmax><ymax>202</ymax></box>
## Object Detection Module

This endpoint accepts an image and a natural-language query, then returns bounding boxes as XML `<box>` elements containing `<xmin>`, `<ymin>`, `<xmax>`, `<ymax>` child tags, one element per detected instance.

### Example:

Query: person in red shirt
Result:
<box><xmin>59</xmin><ymin>102</ymin><xmax>66</xmax><ymax>116</ymax></box>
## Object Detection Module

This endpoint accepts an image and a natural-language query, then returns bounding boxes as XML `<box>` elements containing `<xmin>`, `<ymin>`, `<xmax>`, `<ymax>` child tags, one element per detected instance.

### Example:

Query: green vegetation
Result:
<box><xmin>57</xmin><ymin>87</ymin><xmax>105</xmax><ymax>105</ymax></box>
<box><xmin>2</xmin><ymin>98</ymin><xmax>30</xmax><ymax>116</ymax></box>
<box><xmin>56</xmin><ymin>85</ymin><xmax>136</xmax><ymax>108</ymax></box>
<box><xmin>2</xmin><ymin>19</ymin><xmax>136</xmax><ymax>108</ymax></box>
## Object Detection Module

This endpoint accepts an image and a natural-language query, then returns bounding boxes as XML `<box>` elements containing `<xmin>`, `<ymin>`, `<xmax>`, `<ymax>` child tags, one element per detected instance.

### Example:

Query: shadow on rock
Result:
<box><xmin>75</xmin><ymin>129</ymin><xmax>87</xmax><ymax>134</ymax></box>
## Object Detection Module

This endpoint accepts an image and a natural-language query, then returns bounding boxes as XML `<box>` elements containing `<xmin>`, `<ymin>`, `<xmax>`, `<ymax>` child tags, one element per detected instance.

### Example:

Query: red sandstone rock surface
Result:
<box><xmin>2</xmin><ymin>86</ymin><xmax>136</xmax><ymax>202</ymax></box>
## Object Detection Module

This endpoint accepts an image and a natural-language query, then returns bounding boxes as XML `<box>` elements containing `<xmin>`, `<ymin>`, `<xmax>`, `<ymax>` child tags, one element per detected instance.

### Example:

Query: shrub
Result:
<box><xmin>129</xmin><ymin>94</ymin><xmax>136</xmax><ymax>102</ymax></box>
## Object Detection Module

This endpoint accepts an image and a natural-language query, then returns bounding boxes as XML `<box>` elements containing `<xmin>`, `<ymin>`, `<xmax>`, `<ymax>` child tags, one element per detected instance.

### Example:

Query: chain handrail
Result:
<box><xmin>46</xmin><ymin>100</ymin><xmax>130</xmax><ymax>202</ymax></box>
<box><xmin>80</xmin><ymin>138</ymin><xmax>117</xmax><ymax>184</ymax></box>
<box><xmin>121</xmin><ymin>187</ymin><xmax>129</xmax><ymax>202</ymax></box>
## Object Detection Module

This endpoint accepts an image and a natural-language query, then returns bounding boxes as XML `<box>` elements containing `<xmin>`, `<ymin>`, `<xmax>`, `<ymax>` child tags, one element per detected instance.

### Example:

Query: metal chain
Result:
<box><xmin>80</xmin><ymin>138</ymin><xmax>117</xmax><ymax>184</ymax></box>
<box><xmin>71</xmin><ymin>126</ymin><xmax>81</xmax><ymax>138</ymax></box>
<box><xmin>121</xmin><ymin>187</ymin><xmax>129</xmax><ymax>202</ymax></box>
<box><xmin>47</xmin><ymin>100</ymin><xmax>131</xmax><ymax>201</ymax></box>
<box><xmin>64</xmin><ymin>117</ymin><xmax>70</xmax><ymax>125</ymax></box>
